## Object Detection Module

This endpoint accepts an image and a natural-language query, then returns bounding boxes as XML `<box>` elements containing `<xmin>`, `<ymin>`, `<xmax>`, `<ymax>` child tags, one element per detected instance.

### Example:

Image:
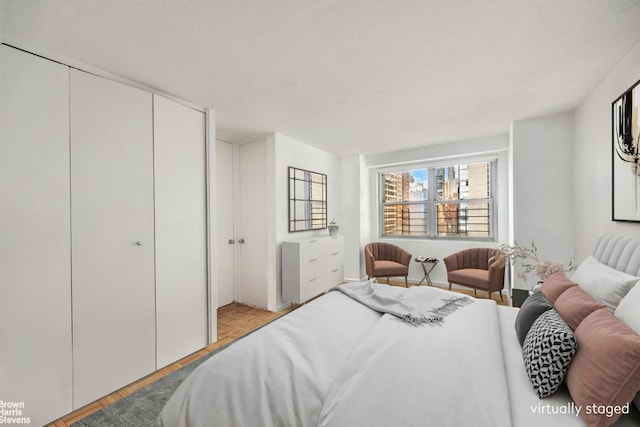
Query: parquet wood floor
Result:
<box><xmin>48</xmin><ymin>281</ymin><xmax>508</xmax><ymax>426</ymax></box>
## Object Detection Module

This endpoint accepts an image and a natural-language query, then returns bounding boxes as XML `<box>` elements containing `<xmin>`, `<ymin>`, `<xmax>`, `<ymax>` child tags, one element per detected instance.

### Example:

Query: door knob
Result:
<box><xmin>238</xmin><ymin>238</ymin><xmax>245</xmax><ymax>244</ymax></box>
<box><xmin>228</xmin><ymin>239</ymin><xmax>235</xmax><ymax>244</ymax></box>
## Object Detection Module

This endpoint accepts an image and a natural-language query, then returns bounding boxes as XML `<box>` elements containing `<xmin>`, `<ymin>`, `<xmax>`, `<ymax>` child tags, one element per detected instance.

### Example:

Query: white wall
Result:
<box><xmin>511</xmin><ymin>111</ymin><xmax>575</xmax><ymax>290</ymax></box>
<box><xmin>274</xmin><ymin>133</ymin><xmax>341</xmax><ymax>309</ymax></box>
<box><xmin>357</xmin><ymin>134</ymin><xmax>510</xmax><ymax>287</ymax></box>
<box><xmin>573</xmin><ymin>39</ymin><xmax>640</xmax><ymax>260</ymax></box>
<box><xmin>340</xmin><ymin>154</ymin><xmax>370</xmax><ymax>281</ymax></box>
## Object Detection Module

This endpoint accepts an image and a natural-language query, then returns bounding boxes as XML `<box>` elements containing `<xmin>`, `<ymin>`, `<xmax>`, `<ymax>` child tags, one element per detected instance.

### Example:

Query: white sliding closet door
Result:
<box><xmin>0</xmin><ymin>45</ymin><xmax>72</xmax><ymax>427</ymax></box>
<box><xmin>154</xmin><ymin>95</ymin><xmax>207</xmax><ymax>368</ymax></box>
<box><xmin>70</xmin><ymin>69</ymin><xmax>156</xmax><ymax>408</ymax></box>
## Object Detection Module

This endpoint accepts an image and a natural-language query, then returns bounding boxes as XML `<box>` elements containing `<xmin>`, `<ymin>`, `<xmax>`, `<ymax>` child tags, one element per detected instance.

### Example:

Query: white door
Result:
<box><xmin>216</xmin><ymin>140</ymin><xmax>235</xmax><ymax>307</ymax></box>
<box><xmin>70</xmin><ymin>69</ymin><xmax>156</xmax><ymax>408</ymax></box>
<box><xmin>154</xmin><ymin>95</ymin><xmax>208</xmax><ymax>368</ymax></box>
<box><xmin>237</xmin><ymin>140</ymin><xmax>270</xmax><ymax>309</ymax></box>
<box><xmin>0</xmin><ymin>45</ymin><xmax>73</xmax><ymax>426</ymax></box>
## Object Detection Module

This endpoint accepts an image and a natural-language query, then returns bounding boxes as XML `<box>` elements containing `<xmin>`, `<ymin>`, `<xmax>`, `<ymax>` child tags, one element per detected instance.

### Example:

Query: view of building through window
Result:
<box><xmin>381</xmin><ymin>161</ymin><xmax>493</xmax><ymax>238</ymax></box>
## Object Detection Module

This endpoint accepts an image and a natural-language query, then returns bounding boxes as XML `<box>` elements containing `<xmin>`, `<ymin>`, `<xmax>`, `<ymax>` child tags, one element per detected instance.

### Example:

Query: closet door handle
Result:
<box><xmin>135</xmin><ymin>241</ymin><xmax>143</xmax><ymax>246</ymax></box>
<box><xmin>238</xmin><ymin>238</ymin><xmax>245</xmax><ymax>244</ymax></box>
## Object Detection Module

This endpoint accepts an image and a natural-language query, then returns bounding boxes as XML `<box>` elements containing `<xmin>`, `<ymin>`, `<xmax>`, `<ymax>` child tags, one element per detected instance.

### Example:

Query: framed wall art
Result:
<box><xmin>612</xmin><ymin>80</ymin><xmax>640</xmax><ymax>222</ymax></box>
<box><xmin>288</xmin><ymin>166</ymin><xmax>327</xmax><ymax>232</ymax></box>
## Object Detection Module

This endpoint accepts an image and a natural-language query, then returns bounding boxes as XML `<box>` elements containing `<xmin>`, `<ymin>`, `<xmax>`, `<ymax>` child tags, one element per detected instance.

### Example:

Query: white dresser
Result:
<box><xmin>282</xmin><ymin>235</ymin><xmax>344</xmax><ymax>303</ymax></box>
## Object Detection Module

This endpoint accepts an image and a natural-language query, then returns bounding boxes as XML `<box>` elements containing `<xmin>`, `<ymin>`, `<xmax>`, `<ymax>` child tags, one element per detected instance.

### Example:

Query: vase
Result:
<box><xmin>328</xmin><ymin>224</ymin><xmax>339</xmax><ymax>236</ymax></box>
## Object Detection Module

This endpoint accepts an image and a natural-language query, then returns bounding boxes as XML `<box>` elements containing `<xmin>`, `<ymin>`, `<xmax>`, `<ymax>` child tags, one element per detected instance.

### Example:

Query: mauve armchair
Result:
<box><xmin>364</xmin><ymin>242</ymin><xmax>412</xmax><ymax>287</ymax></box>
<box><xmin>443</xmin><ymin>247</ymin><xmax>506</xmax><ymax>302</ymax></box>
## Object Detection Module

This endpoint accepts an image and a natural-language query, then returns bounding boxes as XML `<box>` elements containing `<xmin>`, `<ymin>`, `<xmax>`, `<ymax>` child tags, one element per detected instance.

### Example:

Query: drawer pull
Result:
<box><xmin>332</xmin><ymin>269</ymin><xmax>339</xmax><ymax>273</ymax></box>
<box><xmin>309</xmin><ymin>258</ymin><xmax>318</xmax><ymax>262</ymax></box>
<box><xmin>332</xmin><ymin>252</ymin><xmax>339</xmax><ymax>256</ymax></box>
<box><xmin>309</xmin><ymin>240</ymin><xmax>317</xmax><ymax>243</ymax></box>
<box><xmin>309</xmin><ymin>277</ymin><xmax>318</xmax><ymax>282</ymax></box>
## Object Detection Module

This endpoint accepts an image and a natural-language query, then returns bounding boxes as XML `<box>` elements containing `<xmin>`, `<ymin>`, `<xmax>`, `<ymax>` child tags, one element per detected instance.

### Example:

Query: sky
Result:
<box><xmin>411</xmin><ymin>169</ymin><xmax>427</xmax><ymax>184</ymax></box>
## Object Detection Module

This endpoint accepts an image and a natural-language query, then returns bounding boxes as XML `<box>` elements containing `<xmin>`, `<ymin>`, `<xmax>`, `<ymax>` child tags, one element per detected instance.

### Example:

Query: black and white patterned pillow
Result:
<box><xmin>522</xmin><ymin>308</ymin><xmax>577</xmax><ymax>398</ymax></box>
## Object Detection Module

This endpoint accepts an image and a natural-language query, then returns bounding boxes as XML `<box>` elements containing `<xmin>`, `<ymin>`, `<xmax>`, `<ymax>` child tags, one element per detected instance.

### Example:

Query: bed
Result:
<box><xmin>158</xmin><ymin>235</ymin><xmax>640</xmax><ymax>427</ymax></box>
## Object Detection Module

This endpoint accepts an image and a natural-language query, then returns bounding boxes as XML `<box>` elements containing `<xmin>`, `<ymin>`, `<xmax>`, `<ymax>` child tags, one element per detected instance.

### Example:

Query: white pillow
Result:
<box><xmin>571</xmin><ymin>256</ymin><xmax>638</xmax><ymax>313</ymax></box>
<box><xmin>616</xmin><ymin>282</ymin><xmax>640</xmax><ymax>333</ymax></box>
<box><xmin>615</xmin><ymin>283</ymin><xmax>640</xmax><ymax>412</ymax></box>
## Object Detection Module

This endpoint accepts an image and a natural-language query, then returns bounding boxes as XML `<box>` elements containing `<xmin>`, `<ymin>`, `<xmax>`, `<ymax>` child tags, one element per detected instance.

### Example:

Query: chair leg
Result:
<box><xmin>448</xmin><ymin>282</ymin><xmax>452</xmax><ymax>291</ymax></box>
<box><xmin>404</xmin><ymin>276</ymin><xmax>408</xmax><ymax>287</ymax></box>
<box><xmin>387</xmin><ymin>277</ymin><xmax>390</xmax><ymax>284</ymax></box>
<box><xmin>488</xmin><ymin>291</ymin><xmax>492</xmax><ymax>300</ymax></box>
<box><xmin>474</xmin><ymin>289</ymin><xmax>477</xmax><ymax>296</ymax></box>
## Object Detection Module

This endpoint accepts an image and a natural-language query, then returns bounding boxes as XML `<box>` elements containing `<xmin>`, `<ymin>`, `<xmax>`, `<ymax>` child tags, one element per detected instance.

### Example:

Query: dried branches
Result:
<box><xmin>495</xmin><ymin>241</ymin><xmax>576</xmax><ymax>281</ymax></box>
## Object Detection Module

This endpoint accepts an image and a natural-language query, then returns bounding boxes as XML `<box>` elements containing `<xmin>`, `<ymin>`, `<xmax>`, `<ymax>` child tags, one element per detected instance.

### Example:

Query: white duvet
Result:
<box><xmin>158</xmin><ymin>285</ymin><xmax>511</xmax><ymax>427</ymax></box>
<box><xmin>317</xmin><ymin>290</ymin><xmax>511</xmax><ymax>427</ymax></box>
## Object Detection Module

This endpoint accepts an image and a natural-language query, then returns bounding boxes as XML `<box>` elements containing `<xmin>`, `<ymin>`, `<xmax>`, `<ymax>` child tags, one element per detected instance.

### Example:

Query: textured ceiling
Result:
<box><xmin>3</xmin><ymin>0</ymin><xmax>640</xmax><ymax>156</ymax></box>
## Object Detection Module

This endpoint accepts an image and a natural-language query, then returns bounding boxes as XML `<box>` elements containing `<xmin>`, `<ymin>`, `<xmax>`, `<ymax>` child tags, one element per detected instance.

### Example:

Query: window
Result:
<box><xmin>380</xmin><ymin>161</ymin><xmax>495</xmax><ymax>239</ymax></box>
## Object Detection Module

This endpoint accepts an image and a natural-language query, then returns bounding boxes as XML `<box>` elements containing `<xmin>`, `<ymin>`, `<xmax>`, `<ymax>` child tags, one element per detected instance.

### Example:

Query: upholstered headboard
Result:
<box><xmin>593</xmin><ymin>235</ymin><xmax>640</xmax><ymax>276</ymax></box>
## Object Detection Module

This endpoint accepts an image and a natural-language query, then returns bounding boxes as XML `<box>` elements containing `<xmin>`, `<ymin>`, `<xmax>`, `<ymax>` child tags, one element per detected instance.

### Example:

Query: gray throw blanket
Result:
<box><xmin>330</xmin><ymin>279</ymin><xmax>473</xmax><ymax>326</ymax></box>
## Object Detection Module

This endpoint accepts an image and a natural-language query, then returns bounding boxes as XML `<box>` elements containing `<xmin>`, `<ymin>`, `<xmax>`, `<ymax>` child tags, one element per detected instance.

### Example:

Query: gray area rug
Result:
<box><xmin>71</xmin><ymin>313</ymin><xmax>285</xmax><ymax>427</ymax></box>
<box><xmin>71</xmin><ymin>346</ymin><xmax>221</xmax><ymax>427</ymax></box>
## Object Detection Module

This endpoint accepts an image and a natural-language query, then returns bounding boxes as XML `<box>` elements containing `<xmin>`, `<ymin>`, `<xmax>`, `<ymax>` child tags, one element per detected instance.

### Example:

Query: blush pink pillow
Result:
<box><xmin>566</xmin><ymin>308</ymin><xmax>640</xmax><ymax>427</ymax></box>
<box><xmin>554</xmin><ymin>286</ymin><xmax>605</xmax><ymax>330</ymax></box>
<box><xmin>540</xmin><ymin>272</ymin><xmax>578</xmax><ymax>303</ymax></box>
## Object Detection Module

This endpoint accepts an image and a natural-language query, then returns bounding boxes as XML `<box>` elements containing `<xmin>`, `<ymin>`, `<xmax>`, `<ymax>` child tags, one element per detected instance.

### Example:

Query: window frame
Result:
<box><xmin>378</xmin><ymin>159</ymin><xmax>497</xmax><ymax>241</ymax></box>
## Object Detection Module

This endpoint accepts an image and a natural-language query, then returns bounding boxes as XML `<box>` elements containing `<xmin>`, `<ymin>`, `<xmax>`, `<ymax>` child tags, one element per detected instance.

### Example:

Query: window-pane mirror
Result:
<box><xmin>288</xmin><ymin>166</ymin><xmax>327</xmax><ymax>232</ymax></box>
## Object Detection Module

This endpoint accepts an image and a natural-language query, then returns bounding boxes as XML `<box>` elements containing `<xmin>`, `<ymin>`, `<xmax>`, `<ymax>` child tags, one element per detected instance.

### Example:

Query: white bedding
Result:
<box><xmin>317</xmin><ymin>289</ymin><xmax>511</xmax><ymax>427</ymax></box>
<box><xmin>158</xmin><ymin>287</ymin><xmax>640</xmax><ymax>427</ymax></box>
<box><xmin>158</xmin><ymin>291</ymin><xmax>381</xmax><ymax>427</ymax></box>
<box><xmin>158</xmin><ymin>286</ymin><xmax>511</xmax><ymax>427</ymax></box>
